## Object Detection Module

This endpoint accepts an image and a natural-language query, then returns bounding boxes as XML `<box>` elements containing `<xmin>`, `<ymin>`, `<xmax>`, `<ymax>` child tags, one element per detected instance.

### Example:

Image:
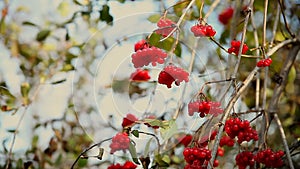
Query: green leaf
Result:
<box><xmin>32</xmin><ymin>135</ymin><xmax>39</xmax><ymax>148</ymax></box>
<box><xmin>61</xmin><ymin>64</ymin><xmax>75</xmax><ymax>72</ymax></box>
<box><xmin>144</xmin><ymin>138</ymin><xmax>153</xmax><ymax>157</ymax></box>
<box><xmin>0</xmin><ymin>86</ymin><xmax>16</xmax><ymax>99</ymax></box>
<box><xmin>22</xmin><ymin>21</ymin><xmax>38</xmax><ymax>27</ymax></box>
<box><xmin>21</xmin><ymin>82</ymin><xmax>30</xmax><ymax>98</ymax></box>
<box><xmin>147</xmin><ymin>14</ymin><xmax>161</xmax><ymax>23</ymax></box>
<box><xmin>36</xmin><ymin>29</ymin><xmax>51</xmax><ymax>42</ymax></box>
<box><xmin>155</xmin><ymin>154</ymin><xmax>169</xmax><ymax>167</ymax></box>
<box><xmin>148</xmin><ymin>33</ymin><xmax>182</xmax><ymax>57</ymax></box>
<box><xmin>160</xmin><ymin>119</ymin><xmax>178</xmax><ymax>140</ymax></box>
<box><xmin>117</xmin><ymin>0</ymin><xmax>126</xmax><ymax>3</ymax></box>
<box><xmin>129</xmin><ymin>141</ymin><xmax>140</xmax><ymax>164</ymax></box>
<box><xmin>131</xmin><ymin>130</ymin><xmax>139</xmax><ymax>138</ymax></box>
<box><xmin>100</xmin><ymin>4</ymin><xmax>113</xmax><ymax>25</ymax></box>
<box><xmin>144</xmin><ymin>118</ymin><xmax>162</xmax><ymax>127</ymax></box>
<box><xmin>51</xmin><ymin>79</ymin><xmax>66</xmax><ymax>85</ymax></box>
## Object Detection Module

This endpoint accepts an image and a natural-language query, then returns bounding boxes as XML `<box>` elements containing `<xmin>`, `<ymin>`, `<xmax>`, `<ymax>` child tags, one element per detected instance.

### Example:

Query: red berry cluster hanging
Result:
<box><xmin>254</xmin><ymin>149</ymin><xmax>285</xmax><ymax>168</ymax></box>
<box><xmin>122</xmin><ymin>113</ymin><xmax>138</xmax><ymax>128</ymax></box>
<box><xmin>191</xmin><ymin>24</ymin><xmax>216</xmax><ymax>37</ymax></box>
<box><xmin>156</xmin><ymin>18</ymin><xmax>176</xmax><ymax>37</ymax></box>
<box><xmin>235</xmin><ymin>151</ymin><xmax>255</xmax><ymax>169</ymax></box>
<box><xmin>183</xmin><ymin>147</ymin><xmax>212</xmax><ymax>169</ymax></box>
<box><xmin>228</xmin><ymin>40</ymin><xmax>249</xmax><ymax>55</ymax></box>
<box><xmin>256</xmin><ymin>58</ymin><xmax>272</xmax><ymax>67</ymax></box>
<box><xmin>218</xmin><ymin>7</ymin><xmax>234</xmax><ymax>25</ymax></box>
<box><xmin>219</xmin><ymin>135</ymin><xmax>235</xmax><ymax>147</ymax></box>
<box><xmin>108</xmin><ymin>161</ymin><xmax>137</xmax><ymax>169</ymax></box>
<box><xmin>110</xmin><ymin>133</ymin><xmax>130</xmax><ymax>154</ymax></box>
<box><xmin>130</xmin><ymin>69</ymin><xmax>151</xmax><ymax>81</ymax></box>
<box><xmin>224</xmin><ymin>118</ymin><xmax>258</xmax><ymax>144</ymax></box>
<box><xmin>131</xmin><ymin>46</ymin><xmax>168</xmax><ymax>68</ymax></box>
<box><xmin>158</xmin><ymin>65</ymin><xmax>189</xmax><ymax>88</ymax></box>
<box><xmin>188</xmin><ymin>101</ymin><xmax>223</xmax><ymax>117</ymax></box>
<box><xmin>134</xmin><ymin>39</ymin><xmax>149</xmax><ymax>52</ymax></box>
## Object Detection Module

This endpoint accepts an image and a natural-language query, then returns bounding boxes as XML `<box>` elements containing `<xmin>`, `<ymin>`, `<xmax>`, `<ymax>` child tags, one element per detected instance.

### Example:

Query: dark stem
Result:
<box><xmin>70</xmin><ymin>138</ymin><xmax>112</xmax><ymax>169</ymax></box>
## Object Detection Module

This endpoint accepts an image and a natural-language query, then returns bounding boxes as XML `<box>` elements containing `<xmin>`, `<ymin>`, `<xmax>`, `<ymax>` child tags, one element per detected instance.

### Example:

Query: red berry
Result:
<box><xmin>188</xmin><ymin>101</ymin><xmax>223</xmax><ymax>117</ymax></box>
<box><xmin>158</xmin><ymin>65</ymin><xmax>189</xmax><ymax>88</ymax></box>
<box><xmin>183</xmin><ymin>147</ymin><xmax>212</xmax><ymax>168</ymax></box>
<box><xmin>108</xmin><ymin>161</ymin><xmax>137</xmax><ymax>169</ymax></box>
<box><xmin>218</xmin><ymin>7</ymin><xmax>234</xmax><ymax>25</ymax></box>
<box><xmin>254</xmin><ymin>149</ymin><xmax>285</xmax><ymax>168</ymax></box>
<box><xmin>134</xmin><ymin>39</ymin><xmax>149</xmax><ymax>52</ymax></box>
<box><xmin>122</xmin><ymin>113</ymin><xmax>138</xmax><ymax>128</ymax></box>
<box><xmin>191</xmin><ymin>24</ymin><xmax>216</xmax><ymax>37</ymax></box>
<box><xmin>130</xmin><ymin>69</ymin><xmax>151</xmax><ymax>81</ymax></box>
<box><xmin>156</xmin><ymin>18</ymin><xmax>176</xmax><ymax>37</ymax></box>
<box><xmin>110</xmin><ymin>133</ymin><xmax>130</xmax><ymax>154</ymax></box>
<box><xmin>228</xmin><ymin>40</ymin><xmax>248</xmax><ymax>55</ymax></box>
<box><xmin>257</xmin><ymin>58</ymin><xmax>272</xmax><ymax>67</ymax></box>
<box><xmin>131</xmin><ymin>46</ymin><xmax>168</xmax><ymax>68</ymax></box>
<box><xmin>178</xmin><ymin>134</ymin><xmax>193</xmax><ymax>147</ymax></box>
<box><xmin>236</xmin><ymin>151</ymin><xmax>255</xmax><ymax>169</ymax></box>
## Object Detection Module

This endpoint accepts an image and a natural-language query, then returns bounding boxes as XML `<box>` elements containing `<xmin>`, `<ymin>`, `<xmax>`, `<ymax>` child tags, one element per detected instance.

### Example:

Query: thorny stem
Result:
<box><xmin>70</xmin><ymin>138</ymin><xmax>112</xmax><ymax>169</ymax></box>
<box><xmin>160</xmin><ymin>0</ymin><xmax>196</xmax><ymax>42</ymax></box>
<box><xmin>208</xmin><ymin>67</ymin><xmax>259</xmax><ymax>169</ymax></box>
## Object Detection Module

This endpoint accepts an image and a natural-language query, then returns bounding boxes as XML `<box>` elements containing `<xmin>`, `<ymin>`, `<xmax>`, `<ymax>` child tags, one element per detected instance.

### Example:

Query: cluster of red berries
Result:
<box><xmin>188</xmin><ymin>101</ymin><xmax>223</xmax><ymax>117</ymax></box>
<box><xmin>254</xmin><ymin>149</ymin><xmax>285</xmax><ymax>168</ymax></box>
<box><xmin>130</xmin><ymin>69</ymin><xmax>151</xmax><ymax>81</ymax></box>
<box><xmin>228</xmin><ymin>40</ymin><xmax>248</xmax><ymax>55</ymax></box>
<box><xmin>131</xmin><ymin>46</ymin><xmax>168</xmax><ymax>68</ymax></box>
<box><xmin>219</xmin><ymin>135</ymin><xmax>235</xmax><ymax>147</ymax></box>
<box><xmin>256</xmin><ymin>58</ymin><xmax>272</xmax><ymax>67</ymax></box>
<box><xmin>109</xmin><ymin>133</ymin><xmax>130</xmax><ymax>154</ymax></box>
<box><xmin>122</xmin><ymin>113</ymin><xmax>138</xmax><ymax>128</ymax></box>
<box><xmin>235</xmin><ymin>151</ymin><xmax>255</xmax><ymax>169</ymax></box>
<box><xmin>108</xmin><ymin>161</ymin><xmax>137</xmax><ymax>169</ymax></box>
<box><xmin>190</xmin><ymin>24</ymin><xmax>216</xmax><ymax>37</ymax></box>
<box><xmin>224</xmin><ymin>118</ymin><xmax>258</xmax><ymax>144</ymax></box>
<box><xmin>183</xmin><ymin>147</ymin><xmax>216</xmax><ymax>168</ymax></box>
<box><xmin>156</xmin><ymin>18</ymin><xmax>176</xmax><ymax>37</ymax></box>
<box><xmin>218</xmin><ymin>7</ymin><xmax>234</xmax><ymax>25</ymax></box>
<box><xmin>134</xmin><ymin>39</ymin><xmax>149</xmax><ymax>52</ymax></box>
<box><xmin>158</xmin><ymin>65</ymin><xmax>189</xmax><ymax>88</ymax></box>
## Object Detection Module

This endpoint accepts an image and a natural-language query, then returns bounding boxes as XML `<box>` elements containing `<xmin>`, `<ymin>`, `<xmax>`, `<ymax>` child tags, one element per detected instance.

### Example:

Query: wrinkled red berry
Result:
<box><xmin>131</xmin><ymin>46</ymin><xmax>168</xmax><ymax>68</ymax></box>
<box><xmin>191</xmin><ymin>24</ymin><xmax>216</xmax><ymax>37</ymax></box>
<box><xmin>110</xmin><ymin>133</ymin><xmax>130</xmax><ymax>154</ymax></box>
<box><xmin>156</xmin><ymin>18</ymin><xmax>176</xmax><ymax>37</ymax></box>
<box><xmin>158</xmin><ymin>65</ymin><xmax>189</xmax><ymax>88</ymax></box>
<box><xmin>188</xmin><ymin>101</ymin><xmax>223</xmax><ymax>117</ymax></box>
<box><xmin>130</xmin><ymin>69</ymin><xmax>151</xmax><ymax>81</ymax></box>
<box><xmin>122</xmin><ymin>113</ymin><xmax>138</xmax><ymax>128</ymax></box>
<box><xmin>134</xmin><ymin>39</ymin><xmax>149</xmax><ymax>52</ymax></box>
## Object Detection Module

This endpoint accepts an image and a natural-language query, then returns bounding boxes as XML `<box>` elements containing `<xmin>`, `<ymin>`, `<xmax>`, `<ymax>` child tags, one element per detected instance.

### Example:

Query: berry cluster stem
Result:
<box><xmin>71</xmin><ymin>138</ymin><xmax>112</xmax><ymax>169</ymax></box>
<box><xmin>208</xmin><ymin>67</ymin><xmax>259</xmax><ymax>169</ymax></box>
<box><xmin>160</xmin><ymin>0</ymin><xmax>196</xmax><ymax>42</ymax></box>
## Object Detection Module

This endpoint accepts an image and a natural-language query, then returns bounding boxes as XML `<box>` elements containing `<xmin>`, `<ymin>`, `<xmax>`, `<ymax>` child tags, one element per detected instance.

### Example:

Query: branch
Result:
<box><xmin>277</xmin><ymin>0</ymin><xmax>295</xmax><ymax>38</ymax></box>
<box><xmin>208</xmin><ymin>67</ymin><xmax>259</xmax><ymax>168</ymax></box>
<box><xmin>267</xmin><ymin>44</ymin><xmax>300</xmax><ymax>169</ymax></box>
<box><xmin>70</xmin><ymin>138</ymin><xmax>112</xmax><ymax>169</ymax></box>
<box><xmin>160</xmin><ymin>0</ymin><xmax>196</xmax><ymax>42</ymax></box>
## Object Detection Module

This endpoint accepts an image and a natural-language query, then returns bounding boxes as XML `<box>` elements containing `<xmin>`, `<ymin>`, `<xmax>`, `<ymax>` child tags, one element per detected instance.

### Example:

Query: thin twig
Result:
<box><xmin>70</xmin><ymin>138</ymin><xmax>112</xmax><ymax>169</ymax></box>
<box><xmin>231</xmin><ymin>9</ymin><xmax>251</xmax><ymax>79</ymax></box>
<box><xmin>160</xmin><ymin>0</ymin><xmax>196</xmax><ymax>42</ymax></box>
<box><xmin>270</xmin><ymin>4</ymin><xmax>281</xmax><ymax>48</ymax></box>
<box><xmin>138</xmin><ymin>131</ymin><xmax>161</xmax><ymax>154</ymax></box>
<box><xmin>267</xmin><ymin>45</ymin><xmax>300</xmax><ymax>169</ymax></box>
<box><xmin>172</xmin><ymin>38</ymin><xmax>198</xmax><ymax>119</ymax></box>
<box><xmin>203</xmin><ymin>0</ymin><xmax>221</xmax><ymax>21</ymax></box>
<box><xmin>208</xmin><ymin>67</ymin><xmax>259</xmax><ymax>168</ymax></box>
<box><xmin>277</xmin><ymin>0</ymin><xmax>295</xmax><ymax>37</ymax></box>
